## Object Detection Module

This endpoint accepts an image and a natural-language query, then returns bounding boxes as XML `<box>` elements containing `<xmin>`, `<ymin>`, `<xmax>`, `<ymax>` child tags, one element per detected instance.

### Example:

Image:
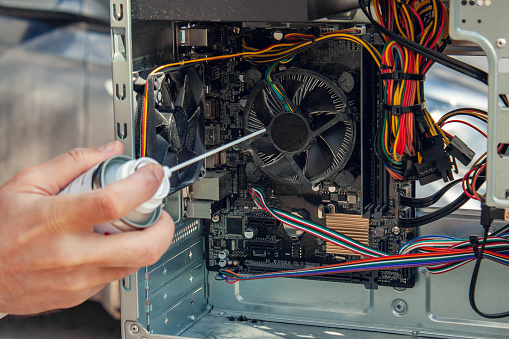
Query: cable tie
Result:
<box><xmin>442</xmin><ymin>37</ymin><xmax>453</xmax><ymax>45</ymax></box>
<box><xmin>469</xmin><ymin>235</ymin><xmax>480</xmax><ymax>258</ymax></box>
<box><xmin>381</xmin><ymin>101</ymin><xmax>427</xmax><ymax>116</ymax></box>
<box><xmin>380</xmin><ymin>71</ymin><xmax>426</xmax><ymax>81</ymax></box>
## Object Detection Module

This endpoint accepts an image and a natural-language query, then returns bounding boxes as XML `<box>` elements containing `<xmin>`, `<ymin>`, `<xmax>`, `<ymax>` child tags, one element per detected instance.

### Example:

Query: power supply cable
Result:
<box><xmin>358</xmin><ymin>0</ymin><xmax>488</xmax><ymax>85</ymax></box>
<box><xmin>400</xmin><ymin>178</ymin><xmax>461</xmax><ymax>208</ymax></box>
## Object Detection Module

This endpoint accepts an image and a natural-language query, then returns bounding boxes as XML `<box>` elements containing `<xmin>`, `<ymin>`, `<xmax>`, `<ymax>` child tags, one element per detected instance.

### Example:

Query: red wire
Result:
<box><xmin>440</xmin><ymin>120</ymin><xmax>487</xmax><ymax>138</ymax></box>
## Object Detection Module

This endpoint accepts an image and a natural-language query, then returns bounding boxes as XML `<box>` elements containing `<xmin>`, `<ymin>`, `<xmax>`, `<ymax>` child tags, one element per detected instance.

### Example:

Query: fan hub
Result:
<box><xmin>270</xmin><ymin>113</ymin><xmax>309</xmax><ymax>153</ymax></box>
<box><xmin>168</xmin><ymin>107</ymin><xmax>188</xmax><ymax>153</ymax></box>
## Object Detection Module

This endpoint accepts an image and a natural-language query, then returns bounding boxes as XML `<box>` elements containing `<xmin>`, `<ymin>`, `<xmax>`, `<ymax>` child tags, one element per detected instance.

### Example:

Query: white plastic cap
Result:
<box><xmin>116</xmin><ymin>158</ymin><xmax>172</xmax><ymax>215</ymax></box>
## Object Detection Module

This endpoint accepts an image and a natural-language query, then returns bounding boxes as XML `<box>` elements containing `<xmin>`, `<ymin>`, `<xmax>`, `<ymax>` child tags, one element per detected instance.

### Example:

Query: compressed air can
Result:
<box><xmin>60</xmin><ymin>155</ymin><xmax>170</xmax><ymax>234</ymax></box>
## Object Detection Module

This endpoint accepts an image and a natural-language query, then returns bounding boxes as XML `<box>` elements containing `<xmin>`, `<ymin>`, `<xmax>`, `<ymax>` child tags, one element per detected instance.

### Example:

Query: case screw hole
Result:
<box><xmin>115</xmin><ymin>83</ymin><xmax>126</xmax><ymax>101</ymax></box>
<box><xmin>113</xmin><ymin>3</ymin><xmax>124</xmax><ymax>21</ymax></box>
<box><xmin>117</xmin><ymin>122</ymin><xmax>128</xmax><ymax>140</ymax></box>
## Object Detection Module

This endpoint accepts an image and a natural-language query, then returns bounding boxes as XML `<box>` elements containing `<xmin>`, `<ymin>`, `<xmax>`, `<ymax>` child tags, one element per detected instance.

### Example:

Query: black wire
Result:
<box><xmin>401</xmin><ymin>171</ymin><xmax>485</xmax><ymax>228</ymax></box>
<box><xmin>401</xmin><ymin>179</ymin><xmax>461</xmax><ymax>208</ymax></box>
<box><xmin>469</xmin><ymin>224</ymin><xmax>509</xmax><ymax>318</ymax></box>
<box><xmin>358</xmin><ymin>0</ymin><xmax>488</xmax><ymax>85</ymax></box>
<box><xmin>400</xmin><ymin>191</ymin><xmax>470</xmax><ymax>228</ymax></box>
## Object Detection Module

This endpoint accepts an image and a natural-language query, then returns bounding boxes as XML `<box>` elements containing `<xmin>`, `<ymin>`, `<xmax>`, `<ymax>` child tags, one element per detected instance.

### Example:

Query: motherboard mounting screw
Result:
<box><xmin>392</xmin><ymin>299</ymin><xmax>408</xmax><ymax>316</ymax></box>
<box><xmin>130</xmin><ymin>324</ymin><xmax>139</xmax><ymax>333</ymax></box>
<box><xmin>232</xmin><ymin>26</ymin><xmax>241</xmax><ymax>35</ymax></box>
<box><xmin>496</xmin><ymin>38</ymin><xmax>506</xmax><ymax>48</ymax></box>
<box><xmin>212</xmin><ymin>214</ymin><xmax>220</xmax><ymax>223</ymax></box>
<box><xmin>391</xmin><ymin>226</ymin><xmax>401</xmax><ymax>236</ymax></box>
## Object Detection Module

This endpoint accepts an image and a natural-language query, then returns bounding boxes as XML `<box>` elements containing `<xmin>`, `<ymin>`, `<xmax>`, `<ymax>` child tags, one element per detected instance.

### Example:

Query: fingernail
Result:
<box><xmin>99</xmin><ymin>141</ymin><xmax>120</xmax><ymax>153</ymax></box>
<box><xmin>152</xmin><ymin>165</ymin><xmax>164</xmax><ymax>183</ymax></box>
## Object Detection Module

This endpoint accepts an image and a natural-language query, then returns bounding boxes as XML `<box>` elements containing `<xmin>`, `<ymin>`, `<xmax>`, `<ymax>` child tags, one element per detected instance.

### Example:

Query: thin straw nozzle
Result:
<box><xmin>164</xmin><ymin>128</ymin><xmax>266</xmax><ymax>177</ymax></box>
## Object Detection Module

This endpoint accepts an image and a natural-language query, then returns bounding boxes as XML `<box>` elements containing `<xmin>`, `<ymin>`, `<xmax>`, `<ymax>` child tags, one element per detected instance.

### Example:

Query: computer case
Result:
<box><xmin>110</xmin><ymin>1</ymin><xmax>509</xmax><ymax>338</ymax></box>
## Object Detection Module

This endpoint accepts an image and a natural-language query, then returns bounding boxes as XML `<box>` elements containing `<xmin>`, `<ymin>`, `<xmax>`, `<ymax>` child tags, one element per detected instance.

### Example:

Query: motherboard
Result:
<box><xmin>144</xmin><ymin>23</ymin><xmax>415</xmax><ymax>289</ymax></box>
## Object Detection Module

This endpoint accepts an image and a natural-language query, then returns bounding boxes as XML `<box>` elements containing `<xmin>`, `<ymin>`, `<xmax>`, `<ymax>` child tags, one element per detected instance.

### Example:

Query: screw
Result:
<box><xmin>392</xmin><ymin>226</ymin><xmax>401</xmax><ymax>236</ymax></box>
<box><xmin>496</xmin><ymin>39</ymin><xmax>506</xmax><ymax>48</ymax></box>
<box><xmin>505</xmin><ymin>212</ymin><xmax>509</xmax><ymax>220</ymax></box>
<box><xmin>130</xmin><ymin>324</ymin><xmax>139</xmax><ymax>333</ymax></box>
<box><xmin>392</xmin><ymin>299</ymin><xmax>408</xmax><ymax>316</ymax></box>
<box><xmin>189</xmin><ymin>315</ymin><xmax>196</xmax><ymax>321</ymax></box>
<box><xmin>232</xmin><ymin>27</ymin><xmax>241</xmax><ymax>34</ymax></box>
<box><xmin>212</xmin><ymin>214</ymin><xmax>220</xmax><ymax>223</ymax></box>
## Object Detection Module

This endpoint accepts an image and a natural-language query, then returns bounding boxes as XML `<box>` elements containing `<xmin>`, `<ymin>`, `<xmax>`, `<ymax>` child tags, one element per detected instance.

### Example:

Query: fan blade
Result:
<box><xmin>293</xmin><ymin>151</ymin><xmax>307</xmax><ymax>171</ymax></box>
<box><xmin>301</xmin><ymin>87</ymin><xmax>336</xmax><ymax>114</ymax></box>
<box><xmin>155</xmin><ymin>134</ymin><xmax>170</xmax><ymax>164</ymax></box>
<box><xmin>319</xmin><ymin>123</ymin><xmax>347</xmax><ymax>156</ymax></box>
<box><xmin>161</xmin><ymin>76</ymin><xmax>175</xmax><ymax>110</ymax></box>
<box><xmin>162</xmin><ymin>150</ymin><xmax>178</xmax><ymax>168</ymax></box>
<box><xmin>252</xmin><ymin>136</ymin><xmax>280</xmax><ymax>164</ymax></box>
<box><xmin>304</xmin><ymin>138</ymin><xmax>334</xmax><ymax>179</ymax></box>
<box><xmin>174</xmin><ymin>69</ymin><xmax>204</xmax><ymax>119</ymax></box>
<box><xmin>280</xmin><ymin>77</ymin><xmax>304</xmax><ymax>105</ymax></box>
<box><xmin>185</xmin><ymin>107</ymin><xmax>200</xmax><ymax>150</ymax></box>
<box><xmin>175</xmin><ymin>75</ymin><xmax>197</xmax><ymax>119</ymax></box>
<box><xmin>264</xmin><ymin>155</ymin><xmax>296</xmax><ymax>178</ymax></box>
<box><xmin>251</xmin><ymin>89</ymin><xmax>278</xmax><ymax>126</ymax></box>
<box><xmin>176</xmin><ymin>147</ymin><xmax>199</xmax><ymax>182</ymax></box>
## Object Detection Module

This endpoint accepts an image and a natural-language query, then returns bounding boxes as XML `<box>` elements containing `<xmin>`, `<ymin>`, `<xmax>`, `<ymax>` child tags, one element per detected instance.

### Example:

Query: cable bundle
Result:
<box><xmin>370</xmin><ymin>0</ymin><xmax>452</xmax><ymax>180</ymax></box>
<box><xmin>248</xmin><ymin>187</ymin><xmax>387</xmax><ymax>258</ymax></box>
<box><xmin>217</xmin><ymin>189</ymin><xmax>509</xmax><ymax>283</ymax></box>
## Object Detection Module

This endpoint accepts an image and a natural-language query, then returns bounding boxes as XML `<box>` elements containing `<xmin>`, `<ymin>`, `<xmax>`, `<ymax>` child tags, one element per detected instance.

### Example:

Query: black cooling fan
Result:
<box><xmin>146</xmin><ymin>67</ymin><xmax>205</xmax><ymax>193</ymax></box>
<box><xmin>244</xmin><ymin>69</ymin><xmax>356</xmax><ymax>186</ymax></box>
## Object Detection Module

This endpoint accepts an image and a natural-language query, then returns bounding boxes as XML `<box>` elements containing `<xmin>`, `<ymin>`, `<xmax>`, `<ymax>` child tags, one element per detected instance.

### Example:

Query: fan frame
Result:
<box><xmin>244</xmin><ymin>68</ymin><xmax>357</xmax><ymax>186</ymax></box>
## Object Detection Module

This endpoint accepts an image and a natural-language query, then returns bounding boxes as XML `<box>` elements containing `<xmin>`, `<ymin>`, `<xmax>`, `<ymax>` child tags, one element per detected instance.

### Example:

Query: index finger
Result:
<box><xmin>80</xmin><ymin>211</ymin><xmax>175</xmax><ymax>267</ymax></box>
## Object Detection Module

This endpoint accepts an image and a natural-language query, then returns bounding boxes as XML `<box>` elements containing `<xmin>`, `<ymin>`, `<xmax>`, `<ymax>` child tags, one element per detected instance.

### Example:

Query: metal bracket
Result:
<box><xmin>449</xmin><ymin>0</ymin><xmax>509</xmax><ymax>208</ymax></box>
<box><xmin>110</xmin><ymin>0</ymin><xmax>135</xmax><ymax>156</ymax></box>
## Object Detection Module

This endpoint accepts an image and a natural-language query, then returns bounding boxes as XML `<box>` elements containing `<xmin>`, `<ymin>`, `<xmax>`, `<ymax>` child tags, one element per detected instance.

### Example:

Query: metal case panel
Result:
<box><xmin>449</xmin><ymin>0</ymin><xmax>509</xmax><ymax>208</ymax></box>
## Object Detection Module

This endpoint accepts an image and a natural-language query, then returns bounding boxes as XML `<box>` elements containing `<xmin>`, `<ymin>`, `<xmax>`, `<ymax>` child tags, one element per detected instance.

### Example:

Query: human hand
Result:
<box><xmin>0</xmin><ymin>141</ymin><xmax>174</xmax><ymax>315</ymax></box>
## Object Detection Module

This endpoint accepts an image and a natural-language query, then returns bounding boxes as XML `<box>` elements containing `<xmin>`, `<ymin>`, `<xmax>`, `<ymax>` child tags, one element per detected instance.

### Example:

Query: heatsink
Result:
<box><xmin>325</xmin><ymin>213</ymin><xmax>370</xmax><ymax>258</ymax></box>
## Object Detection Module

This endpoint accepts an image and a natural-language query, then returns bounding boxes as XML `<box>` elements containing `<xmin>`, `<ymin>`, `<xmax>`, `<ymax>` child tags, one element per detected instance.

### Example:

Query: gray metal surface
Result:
<box><xmin>110</xmin><ymin>0</ymin><xmax>135</xmax><ymax>156</ymax></box>
<box><xmin>130</xmin><ymin>0</ymin><xmax>308</xmax><ymax>22</ymax></box>
<box><xmin>449</xmin><ymin>0</ymin><xmax>509</xmax><ymax>209</ymax></box>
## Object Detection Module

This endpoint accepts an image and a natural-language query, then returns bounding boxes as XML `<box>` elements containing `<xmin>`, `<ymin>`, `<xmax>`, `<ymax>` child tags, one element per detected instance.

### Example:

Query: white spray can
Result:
<box><xmin>60</xmin><ymin>155</ymin><xmax>171</xmax><ymax>234</ymax></box>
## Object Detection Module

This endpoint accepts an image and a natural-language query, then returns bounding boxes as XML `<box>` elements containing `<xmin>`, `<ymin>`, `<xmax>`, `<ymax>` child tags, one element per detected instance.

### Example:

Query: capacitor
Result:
<box><xmin>334</xmin><ymin>166</ymin><xmax>358</xmax><ymax>187</ymax></box>
<box><xmin>60</xmin><ymin>155</ymin><xmax>171</xmax><ymax>234</ymax></box>
<box><xmin>273</xmin><ymin>30</ymin><xmax>284</xmax><ymax>41</ymax></box>
<box><xmin>218</xmin><ymin>250</ymin><xmax>230</xmax><ymax>260</ymax></box>
<box><xmin>219</xmin><ymin>259</ymin><xmax>227</xmax><ymax>267</ymax></box>
<box><xmin>337</xmin><ymin>71</ymin><xmax>358</xmax><ymax>93</ymax></box>
<box><xmin>245</xmin><ymin>162</ymin><xmax>263</xmax><ymax>183</ymax></box>
<box><xmin>244</xmin><ymin>227</ymin><xmax>258</xmax><ymax>239</ymax></box>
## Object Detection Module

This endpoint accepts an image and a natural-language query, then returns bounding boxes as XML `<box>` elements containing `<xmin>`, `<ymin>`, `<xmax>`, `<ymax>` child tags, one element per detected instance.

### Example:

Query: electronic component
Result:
<box><xmin>445</xmin><ymin>135</ymin><xmax>476</xmax><ymax>166</ymax></box>
<box><xmin>191</xmin><ymin>170</ymin><xmax>232</xmax><ymax>201</ymax></box>
<box><xmin>179</xmin><ymin>27</ymin><xmax>209</xmax><ymax>47</ymax></box>
<box><xmin>325</xmin><ymin>213</ymin><xmax>370</xmax><ymax>257</ymax></box>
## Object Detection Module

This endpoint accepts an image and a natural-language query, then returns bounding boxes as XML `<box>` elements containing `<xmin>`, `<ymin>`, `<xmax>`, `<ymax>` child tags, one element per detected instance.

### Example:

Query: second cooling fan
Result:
<box><xmin>244</xmin><ymin>69</ymin><xmax>357</xmax><ymax>186</ymax></box>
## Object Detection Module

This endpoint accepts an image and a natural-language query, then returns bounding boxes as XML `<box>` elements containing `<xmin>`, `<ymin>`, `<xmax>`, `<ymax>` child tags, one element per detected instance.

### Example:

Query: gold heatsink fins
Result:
<box><xmin>325</xmin><ymin>213</ymin><xmax>370</xmax><ymax>258</ymax></box>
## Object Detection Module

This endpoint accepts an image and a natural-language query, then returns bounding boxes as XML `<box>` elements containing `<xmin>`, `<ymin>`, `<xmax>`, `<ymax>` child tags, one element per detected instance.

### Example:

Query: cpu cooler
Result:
<box><xmin>244</xmin><ymin>69</ymin><xmax>356</xmax><ymax>186</ymax></box>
